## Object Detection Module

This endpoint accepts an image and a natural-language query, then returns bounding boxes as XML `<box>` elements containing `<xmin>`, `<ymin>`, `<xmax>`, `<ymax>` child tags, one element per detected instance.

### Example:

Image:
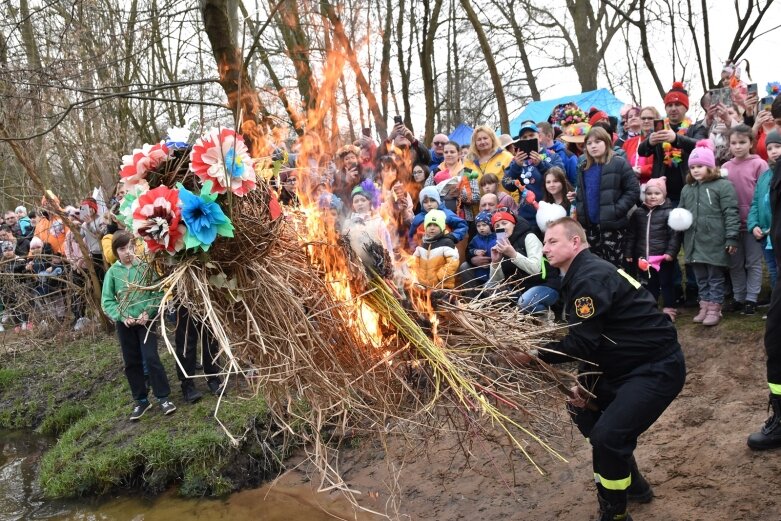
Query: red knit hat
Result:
<box><xmin>80</xmin><ymin>197</ymin><xmax>98</xmax><ymax>213</ymax></box>
<box><xmin>588</xmin><ymin>107</ymin><xmax>609</xmax><ymax>126</ymax></box>
<box><xmin>491</xmin><ymin>210</ymin><xmax>516</xmax><ymax>227</ymax></box>
<box><xmin>663</xmin><ymin>82</ymin><xmax>689</xmax><ymax>109</ymax></box>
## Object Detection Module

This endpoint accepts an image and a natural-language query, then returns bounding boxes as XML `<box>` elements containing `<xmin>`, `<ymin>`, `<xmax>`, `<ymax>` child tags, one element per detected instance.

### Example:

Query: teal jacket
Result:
<box><xmin>747</xmin><ymin>168</ymin><xmax>773</xmax><ymax>235</ymax></box>
<box><xmin>101</xmin><ymin>259</ymin><xmax>162</xmax><ymax>322</ymax></box>
<box><xmin>679</xmin><ymin>178</ymin><xmax>740</xmax><ymax>267</ymax></box>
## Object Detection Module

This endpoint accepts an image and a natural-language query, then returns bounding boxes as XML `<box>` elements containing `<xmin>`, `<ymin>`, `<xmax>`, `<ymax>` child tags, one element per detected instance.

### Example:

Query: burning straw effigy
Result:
<box><xmin>116</xmin><ymin>124</ymin><xmax>578</xmax><ymax>502</ymax></box>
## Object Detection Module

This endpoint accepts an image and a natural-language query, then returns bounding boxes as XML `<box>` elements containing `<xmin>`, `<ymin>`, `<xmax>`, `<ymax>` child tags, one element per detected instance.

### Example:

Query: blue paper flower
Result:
<box><xmin>176</xmin><ymin>181</ymin><xmax>234</xmax><ymax>251</ymax></box>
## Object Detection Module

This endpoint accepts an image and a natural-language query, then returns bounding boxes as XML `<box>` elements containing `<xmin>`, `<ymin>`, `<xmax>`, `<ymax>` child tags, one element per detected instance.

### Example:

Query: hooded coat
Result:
<box><xmin>679</xmin><ymin>178</ymin><xmax>740</xmax><ymax>267</ymax></box>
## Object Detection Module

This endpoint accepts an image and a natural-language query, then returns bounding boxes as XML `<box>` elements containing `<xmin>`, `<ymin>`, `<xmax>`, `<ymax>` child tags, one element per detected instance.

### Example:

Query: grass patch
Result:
<box><xmin>39</xmin><ymin>403</ymin><xmax>89</xmax><ymax>437</ymax></box>
<box><xmin>1</xmin><ymin>332</ymin><xmax>285</xmax><ymax>499</ymax></box>
<box><xmin>0</xmin><ymin>367</ymin><xmax>22</xmax><ymax>390</ymax></box>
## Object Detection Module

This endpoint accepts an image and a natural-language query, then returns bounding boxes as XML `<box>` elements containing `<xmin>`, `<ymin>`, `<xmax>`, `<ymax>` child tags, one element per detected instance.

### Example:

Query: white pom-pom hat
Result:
<box><xmin>536</xmin><ymin>201</ymin><xmax>567</xmax><ymax>232</ymax></box>
<box><xmin>668</xmin><ymin>208</ymin><xmax>693</xmax><ymax>231</ymax></box>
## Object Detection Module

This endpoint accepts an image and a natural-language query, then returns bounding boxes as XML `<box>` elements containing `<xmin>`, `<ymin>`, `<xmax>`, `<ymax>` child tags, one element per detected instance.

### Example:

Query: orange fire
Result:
<box><xmin>240</xmin><ymin>44</ymin><xmax>437</xmax><ymax>353</ymax></box>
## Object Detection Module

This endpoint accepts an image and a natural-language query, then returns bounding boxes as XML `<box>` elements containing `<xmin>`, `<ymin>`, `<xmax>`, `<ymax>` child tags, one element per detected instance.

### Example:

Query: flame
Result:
<box><xmin>232</xmin><ymin>41</ymin><xmax>442</xmax><ymax>354</ymax></box>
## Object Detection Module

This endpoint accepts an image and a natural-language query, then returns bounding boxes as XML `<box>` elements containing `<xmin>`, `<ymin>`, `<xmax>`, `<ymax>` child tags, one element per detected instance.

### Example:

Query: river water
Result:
<box><xmin>0</xmin><ymin>430</ymin><xmax>374</xmax><ymax>521</ymax></box>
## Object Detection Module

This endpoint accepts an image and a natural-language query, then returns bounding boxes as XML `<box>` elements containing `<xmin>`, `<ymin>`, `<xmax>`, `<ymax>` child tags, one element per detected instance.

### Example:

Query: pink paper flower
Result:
<box><xmin>132</xmin><ymin>185</ymin><xmax>186</xmax><ymax>254</ymax></box>
<box><xmin>119</xmin><ymin>142</ymin><xmax>171</xmax><ymax>186</ymax></box>
<box><xmin>189</xmin><ymin>128</ymin><xmax>257</xmax><ymax>196</ymax></box>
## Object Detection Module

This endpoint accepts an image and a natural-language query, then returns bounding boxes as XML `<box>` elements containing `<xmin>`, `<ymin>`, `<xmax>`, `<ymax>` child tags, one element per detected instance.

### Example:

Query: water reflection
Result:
<box><xmin>1</xmin><ymin>430</ymin><xmax>376</xmax><ymax>521</ymax></box>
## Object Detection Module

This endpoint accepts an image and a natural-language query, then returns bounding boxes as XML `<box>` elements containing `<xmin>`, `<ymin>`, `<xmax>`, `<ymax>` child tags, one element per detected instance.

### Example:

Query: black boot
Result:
<box><xmin>181</xmin><ymin>381</ymin><xmax>203</xmax><ymax>404</ymax></box>
<box><xmin>597</xmin><ymin>486</ymin><xmax>633</xmax><ymax>521</ymax></box>
<box><xmin>207</xmin><ymin>377</ymin><xmax>224</xmax><ymax>397</ymax></box>
<box><xmin>626</xmin><ymin>456</ymin><xmax>654</xmax><ymax>503</ymax></box>
<box><xmin>747</xmin><ymin>394</ymin><xmax>781</xmax><ymax>450</ymax></box>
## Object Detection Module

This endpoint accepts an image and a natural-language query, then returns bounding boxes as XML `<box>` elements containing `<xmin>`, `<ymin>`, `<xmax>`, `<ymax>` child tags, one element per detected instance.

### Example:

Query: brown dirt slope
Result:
<box><xmin>279</xmin><ymin>309</ymin><xmax>781</xmax><ymax>521</ymax></box>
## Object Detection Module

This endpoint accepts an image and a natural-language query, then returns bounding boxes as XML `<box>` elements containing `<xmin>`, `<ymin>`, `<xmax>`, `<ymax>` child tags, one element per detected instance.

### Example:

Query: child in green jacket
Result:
<box><xmin>101</xmin><ymin>231</ymin><xmax>176</xmax><ymax>421</ymax></box>
<box><xmin>679</xmin><ymin>140</ymin><xmax>740</xmax><ymax>326</ymax></box>
<box><xmin>748</xmin><ymin>130</ymin><xmax>781</xmax><ymax>289</ymax></box>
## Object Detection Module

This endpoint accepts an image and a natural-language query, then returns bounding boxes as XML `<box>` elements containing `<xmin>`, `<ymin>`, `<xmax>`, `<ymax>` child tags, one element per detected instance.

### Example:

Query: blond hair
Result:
<box><xmin>468</xmin><ymin>126</ymin><xmax>501</xmax><ymax>159</ymax></box>
<box><xmin>547</xmin><ymin>217</ymin><xmax>587</xmax><ymax>243</ymax></box>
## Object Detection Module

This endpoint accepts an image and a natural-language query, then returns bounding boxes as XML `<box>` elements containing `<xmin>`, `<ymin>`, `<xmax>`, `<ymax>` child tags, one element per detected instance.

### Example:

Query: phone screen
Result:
<box><xmin>747</xmin><ymin>83</ymin><xmax>758</xmax><ymax>96</ymax></box>
<box><xmin>761</xmin><ymin>96</ymin><xmax>775</xmax><ymax>112</ymax></box>
<box><xmin>495</xmin><ymin>227</ymin><xmax>506</xmax><ymax>242</ymax></box>
<box><xmin>653</xmin><ymin>119</ymin><xmax>665</xmax><ymax>132</ymax></box>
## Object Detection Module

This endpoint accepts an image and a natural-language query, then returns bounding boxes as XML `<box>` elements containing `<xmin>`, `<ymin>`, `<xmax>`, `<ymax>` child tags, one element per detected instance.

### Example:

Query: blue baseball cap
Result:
<box><xmin>518</xmin><ymin>122</ymin><xmax>539</xmax><ymax>135</ymax></box>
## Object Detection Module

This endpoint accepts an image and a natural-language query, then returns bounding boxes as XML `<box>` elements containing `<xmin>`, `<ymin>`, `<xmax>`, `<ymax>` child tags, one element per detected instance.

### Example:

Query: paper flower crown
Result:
<box><xmin>117</xmin><ymin>127</ymin><xmax>256</xmax><ymax>255</ymax></box>
<box><xmin>549</xmin><ymin>103</ymin><xmax>588</xmax><ymax>128</ymax></box>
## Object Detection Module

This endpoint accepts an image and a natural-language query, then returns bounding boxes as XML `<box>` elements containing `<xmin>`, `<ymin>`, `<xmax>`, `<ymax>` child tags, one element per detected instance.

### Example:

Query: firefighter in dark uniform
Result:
<box><xmin>748</xmin><ymin>138</ymin><xmax>781</xmax><ymax>450</ymax></box>
<box><xmin>508</xmin><ymin>217</ymin><xmax>686</xmax><ymax>521</ymax></box>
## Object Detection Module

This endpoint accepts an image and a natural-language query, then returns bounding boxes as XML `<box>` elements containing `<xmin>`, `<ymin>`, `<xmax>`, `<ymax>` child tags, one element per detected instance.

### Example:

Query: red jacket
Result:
<box><xmin>622</xmin><ymin>135</ymin><xmax>653</xmax><ymax>184</ymax></box>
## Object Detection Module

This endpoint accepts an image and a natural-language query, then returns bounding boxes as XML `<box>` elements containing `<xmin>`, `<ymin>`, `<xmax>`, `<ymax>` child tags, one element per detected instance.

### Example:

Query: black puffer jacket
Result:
<box><xmin>575</xmin><ymin>155</ymin><xmax>640</xmax><ymax>231</ymax></box>
<box><xmin>500</xmin><ymin>219</ymin><xmax>561</xmax><ymax>291</ymax></box>
<box><xmin>624</xmin><ymin>199</ymin><xmax>682</xmax><ymax>260</ymax></box>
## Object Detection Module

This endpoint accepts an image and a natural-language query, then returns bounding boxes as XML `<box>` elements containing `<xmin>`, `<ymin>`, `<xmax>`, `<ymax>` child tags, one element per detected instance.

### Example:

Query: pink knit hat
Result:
<box><xmin>688</xmin><ymin>140</ymin><xmax>716</xmax><ymax>168</ymax></box>
<box><xmin>433</xmin><ymin>169</ymin><xmax>452</xmax><ymax>185</ymax></box>
<box><xmin>644</xmin><ymin>176</ymin><xmax>667</xmax><ymax>197</ymax></box>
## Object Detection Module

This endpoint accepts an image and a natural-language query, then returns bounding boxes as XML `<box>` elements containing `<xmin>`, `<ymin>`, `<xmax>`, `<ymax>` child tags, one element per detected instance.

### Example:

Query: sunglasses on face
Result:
<box><xmin>433</xmin><ymin>141</ymin><xmax>447</xmax><ymax>146</ymax></box>
<box><xmin>640</xmin><ymin>117</ymin><xmax>655</xmax><ymax>121</ymax></box>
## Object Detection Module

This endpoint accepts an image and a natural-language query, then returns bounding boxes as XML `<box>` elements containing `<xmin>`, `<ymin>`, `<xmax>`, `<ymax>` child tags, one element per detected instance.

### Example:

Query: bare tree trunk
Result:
<box><xmin>459</xmin><ymin>0</ymin><xmax>509</xmax><ymax>133</ymax></box>
<box><xmin>605</xmin><ymin>0</ymin><xmax>665</xmax><ymax>97</ymax></box>
<box><xmin>420</xmin><ymin>0</ymin><xmax>444</xmax><ymax>144</ymax></box>
<box><xmin>200</xmin><ymin>0</ymin><xmax>270</xmax><ymax>155</ymax></box>
<box><xmin>379</xmin><ymin>0</ymin><xmax>393</xmax><ymax>122</ymax></box>
<box><xmin>496</xmin><ymin>0</ymin><xmax>541</xmax><ymax>100</ymax></box>
<box><xmin>396</xmin><ymin>0</ymin><xmax>412</xmax><ymax>128</ymax></box>
<box><xmin>276</xmin><ymin>0</ymin><xmax>320</xmax><ymax>112</ymax></box>
<box><xmin>320</xmin><ymin>0</ymin><xmax>388</xmax><ymax>139</ymax></box>
<box><xmin>341</xmin><ymin>75</ymin><xmax>356</xmax><ymax>142</ymax></box>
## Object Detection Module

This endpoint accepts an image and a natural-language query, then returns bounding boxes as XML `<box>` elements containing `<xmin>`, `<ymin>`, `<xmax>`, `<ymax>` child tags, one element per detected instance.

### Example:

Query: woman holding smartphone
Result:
<box><xmin>622</xmin><ymin>106</ymin><xmax>657</xmax><ymax>184</ymax></box>
<box><xmin>485</xmin><ymin>210</ymin><xmax>561</xmax><ymax>314</ymax></box>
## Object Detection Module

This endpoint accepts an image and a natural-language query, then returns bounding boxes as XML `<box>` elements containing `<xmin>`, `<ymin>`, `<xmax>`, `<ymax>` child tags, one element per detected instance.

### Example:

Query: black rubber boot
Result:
<box><xmin>626</xmin><ymin>456</ymin><xmax>654</xmax><ymax>503</ymax></box>
<box><xmin>597</xmin><ymin>486</ymin><xmax>633</xmax><ymax>521</ymax></box>
<box><xmin>181</xmin><ymin>381</ymin><xmax>203</xmax><ymax>404</ymax></box>
<box><xmin>747</xmin><ymin>395</ymin><xmax>781</xmax><ymax>450</ymax></box>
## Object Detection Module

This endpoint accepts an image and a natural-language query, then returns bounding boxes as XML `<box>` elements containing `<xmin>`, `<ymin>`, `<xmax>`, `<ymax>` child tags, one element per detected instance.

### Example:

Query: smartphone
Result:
<box><xmin>393</xmin><ymin>115</ymin><xmax>403</xmax><ymax>125</ymax></box>
<box><xmin>495</xmin><ymin>227</ymin><xmax>506</xmax><ymax>242</ymax></box>
<box><xmin>362</xmin><ymin>127</ymin><xmax>371</xmax><ymax>137</ymax></box>
<box><xmin>761</xmin><ymin>96</ymin><xmax>775</xmax><ymax>112</ymax></box>
<box><xmin>653</xmin><ymin>119</ymin><xmax>665</xmax><ymax>132</ymax></box>
<box><xmin>517</xmin><ymin>138</ymin><xmax>538</xmax><ymax>155</ymax></box>
<box><xmin>747</xmin><ymin>83</ymin><xmax>758</xmax><ymax>97</ymax></box>
<box><xmin>719</xmin><ymin>87</ymin><xmax>733</xmax><ymax>107</ymax></box>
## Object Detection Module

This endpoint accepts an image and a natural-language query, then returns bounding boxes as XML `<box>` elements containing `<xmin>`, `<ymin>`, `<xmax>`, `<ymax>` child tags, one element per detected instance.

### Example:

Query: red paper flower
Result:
<box><xmin>189</xmin><ymin>128</ymin><xmax>256</xmax><ymax>196</ymax></box>
<box><xmin>132</xmin><ymin>185</ymin><xmax>186</xmax><ymax>254</ymax></box>
<box><xmin>119</xmin><ymin>142</ymin><xmax>171</xmax><ymax>186</ymax></box>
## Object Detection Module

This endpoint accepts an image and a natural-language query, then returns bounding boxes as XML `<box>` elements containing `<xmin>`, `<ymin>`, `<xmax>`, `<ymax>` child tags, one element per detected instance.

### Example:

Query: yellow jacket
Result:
<box><xmin>410</xmin><ymin>235</ymin><xmax>460</xmax><ymax>289</ymax></box>
<box><xmin>463</xmin><ymin>148</ymin><xmax>516</xmax><ymax>210</ymax></box>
